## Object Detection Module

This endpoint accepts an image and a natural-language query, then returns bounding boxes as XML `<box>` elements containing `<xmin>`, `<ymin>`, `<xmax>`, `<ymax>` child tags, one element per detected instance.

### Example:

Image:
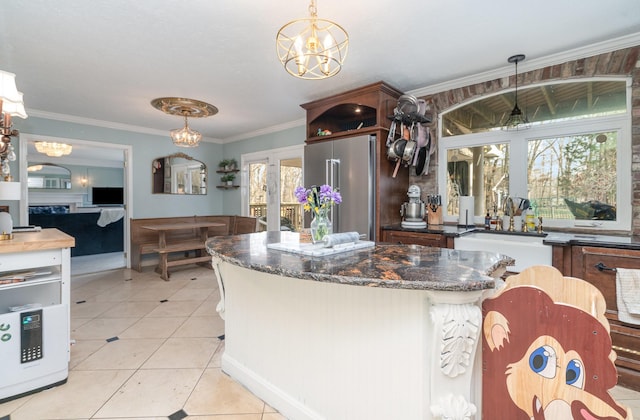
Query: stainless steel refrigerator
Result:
<box><xmin>303</xmin><ymin>134</ymin><xmax>376</xmax><ymax>240</ymax></box>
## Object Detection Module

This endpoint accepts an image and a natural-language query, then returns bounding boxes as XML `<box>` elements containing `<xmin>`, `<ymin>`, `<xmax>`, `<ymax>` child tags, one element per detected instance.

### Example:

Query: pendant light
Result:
<box><xmin>151</xmin><ymin>97</ymin><xmax>218</xmax><ymax>148</ymax></box>
<box><xmin>502</xmin><ymin>54</ymin><xmax>530</xmax><ymax>131</ymax></box>
<box><xmin>276</xmin><ymin>0</ymin><xmax>349</xmax><ymax>80</ymax></box>
<box><xmin>34</xmin><ymin>141</ymin><xmax>73</xmax><ymax>157</ymax></box>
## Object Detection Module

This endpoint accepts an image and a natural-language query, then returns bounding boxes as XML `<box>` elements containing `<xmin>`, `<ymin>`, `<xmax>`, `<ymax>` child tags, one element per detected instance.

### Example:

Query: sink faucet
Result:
<box><xmin>504</xmin><ymin>197</ymin><xmax>516</xmax><ymax>231</ymax></box>
<box><xmin>504</xmin><ymin>197</ymin><xmax>515</xmax><ymax>216</ymax></box>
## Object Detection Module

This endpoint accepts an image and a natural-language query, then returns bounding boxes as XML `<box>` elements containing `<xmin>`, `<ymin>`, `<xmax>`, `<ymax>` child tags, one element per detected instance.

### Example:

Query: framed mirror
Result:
<box><xmin>152</xmin><ymin>153</ymin><xmax>207</xmax><ymax>195</ymax></box>
<box><xmin>27</xmin><ymin>163</ymin><xmax>72</xmax><ymax>189</ymax></box>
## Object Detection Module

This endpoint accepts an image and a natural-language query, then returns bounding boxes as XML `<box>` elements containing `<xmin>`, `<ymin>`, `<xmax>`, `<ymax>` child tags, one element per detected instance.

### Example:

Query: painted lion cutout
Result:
<box><xmin>482</xmin><ymin>265</ymin><xmax>632</xmax><ymax>419</ymax></box>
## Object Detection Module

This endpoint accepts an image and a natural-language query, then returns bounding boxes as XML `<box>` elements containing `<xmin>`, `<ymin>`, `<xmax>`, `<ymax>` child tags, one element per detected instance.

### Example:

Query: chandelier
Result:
<box><xmin>151</xmin><ymin>97</ymin><xmax>218</xmax><ymax>148</ymax></box>
<box><xmin>35</xmin><ymin>141</ymin><xmax>72</xmax><ymax>157</ymax></box>
<box><xmin>502</xmin><ymin>54</ymin><xmax>530</xmax><ymax>131</ymax></box>
<box><xmin>276</xmin><ymin>0</ymin><xmax>348</xmax><ymax>80</ymax></box>
<box><xmin>0</xmin><ymin>70</ymin><xmax>28</xmax><ymax>181</ymax></box>
<box><xmin>170</xmin><ymin>114</ymin><xmax>201</xmax><ymax>147</ymax></box>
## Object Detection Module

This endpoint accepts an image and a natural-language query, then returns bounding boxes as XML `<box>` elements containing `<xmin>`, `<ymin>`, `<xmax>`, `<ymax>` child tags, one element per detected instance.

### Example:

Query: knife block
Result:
<box><xmin>427</xmin><ymin>206</ymin><xmax>443</xmax><ymax>225</ymax></box>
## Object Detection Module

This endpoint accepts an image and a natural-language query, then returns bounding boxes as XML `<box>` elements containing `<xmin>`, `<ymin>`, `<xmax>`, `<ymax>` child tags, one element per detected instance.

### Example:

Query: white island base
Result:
<box><xmin>217</xmin><ymin>262</ymin><xmax>486</xmax><ymax>420</ymax></box>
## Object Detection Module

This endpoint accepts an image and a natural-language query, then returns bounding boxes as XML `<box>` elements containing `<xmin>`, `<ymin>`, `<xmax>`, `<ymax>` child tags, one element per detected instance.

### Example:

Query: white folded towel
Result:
<box><xmin>97</xmin><ymin>208</ymin><xmax>125</xmax><ymax>227</ymax></box>
<box><xmin>616</xmin><ymin>268</ymin><xmax>640</xmax><ymax>325</ymax></box>
<box><xmin>322</xmin><ymin>232</ymin><xmax>360</xmax><ymax>248</ymax></box>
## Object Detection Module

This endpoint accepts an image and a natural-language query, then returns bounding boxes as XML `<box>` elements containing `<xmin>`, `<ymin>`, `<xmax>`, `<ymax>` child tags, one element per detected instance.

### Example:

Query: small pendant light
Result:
<box><xmin>502</xmin><ymin>54</ymin><xmax>530</xmax><ymax>131</ymax></box>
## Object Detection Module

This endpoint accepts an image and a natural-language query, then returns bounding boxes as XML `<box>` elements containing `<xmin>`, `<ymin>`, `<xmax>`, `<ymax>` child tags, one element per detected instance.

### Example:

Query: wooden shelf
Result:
<box><xmin>300</xmin><ymin>81</ymin><xmax>402</xmax><ymax>142</ymax></box>
<box><xmin>217</xmin><ymin>185</ymin><xmax>239</xmax><ymax>189</ymax></box>
<box><xmin>216</xmin><ymin>169</ymin><xmax>239</xmax><ymax>174</ymax></box>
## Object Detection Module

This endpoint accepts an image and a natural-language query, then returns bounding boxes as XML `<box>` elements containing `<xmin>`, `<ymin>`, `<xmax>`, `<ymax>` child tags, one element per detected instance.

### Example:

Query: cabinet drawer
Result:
<box><xmin>571</xmin><ymin>245</ymin><xmax>640</xmax><ymax>390</ymax></box>
<box><xmin>612</xmin><ymin>322</ymin><xmax>640</xmax><ymax>367</ymax></box>
<box><xmin>381</xmin><ymin>230</ymin><xmax>445</xmax><ymax>248</ymax></box>
<box><xmin>572</xmin><ymin>246</ymin><xmax>640</xmax><ymax>312</ymax></box>
<box><xmin>0</xmin><ymin>249</ymin><xmax>63</xmax><ymax>272</ymax></box>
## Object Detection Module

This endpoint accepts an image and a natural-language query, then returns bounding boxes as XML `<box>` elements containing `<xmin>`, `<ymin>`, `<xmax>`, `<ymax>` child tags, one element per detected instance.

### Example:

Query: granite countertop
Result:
<box><xmin>542</xmin><ymin>231</ymin><xmax>640</xmax><ymax>249</ymax></box>
<box><xmin>383</xmin><ymin>224</ymin><xmax>640</xmax><ymax>250</ymax></box>
<box><xmin>206</xmin><ymin>231</ymin><xmax>513</xmax><ymax>292</ymax></box>
<box><xmin>381</xmin><ymin>224</ymin><xmax>475</xmax><ymax>237</ymax></box>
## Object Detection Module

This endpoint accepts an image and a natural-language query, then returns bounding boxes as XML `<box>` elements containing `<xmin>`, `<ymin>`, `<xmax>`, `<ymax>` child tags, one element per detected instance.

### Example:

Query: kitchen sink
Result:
<box><xmin>454</xmin><ymin>231</ymin><xmax>552</xmax><ymax>272</ymax></box>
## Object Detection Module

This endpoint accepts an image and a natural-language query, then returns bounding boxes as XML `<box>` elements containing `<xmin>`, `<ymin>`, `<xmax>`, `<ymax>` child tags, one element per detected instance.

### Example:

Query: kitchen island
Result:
<box><xmin>206</xmin><ymin>231</ymin><xmax>513</xmax><ymax>420</ymax></box>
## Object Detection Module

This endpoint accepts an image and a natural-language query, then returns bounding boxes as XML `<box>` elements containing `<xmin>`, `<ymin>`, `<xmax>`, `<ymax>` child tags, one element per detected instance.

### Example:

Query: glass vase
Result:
<box><xmin>310</xmin><ymin>212</ymin><xmax>332</xmax><ymax>244</ymax></box>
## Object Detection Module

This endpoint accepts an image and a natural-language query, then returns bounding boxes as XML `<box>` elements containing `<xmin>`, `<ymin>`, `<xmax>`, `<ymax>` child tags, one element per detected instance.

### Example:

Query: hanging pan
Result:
<box><xmin>397</xmin><ymin>94</ymin><xmax>419</xmax><ymax>117</ymax></box>
<box><xmin>387</xmin><ymin>138</ymin><xmax>407</xmax><ymax>161</ymax></box>
<box><xmin>415</xmin><ymin>146</ymin><xmax>427</xmax><ymax>175</ymax></box>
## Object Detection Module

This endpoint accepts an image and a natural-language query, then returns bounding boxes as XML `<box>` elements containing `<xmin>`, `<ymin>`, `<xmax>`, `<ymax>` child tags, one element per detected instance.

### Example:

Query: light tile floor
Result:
<box><xmin>1</xmin><ymin>263</ymin><xmax>639</xmax><ymax>419</ymax></box>
<box><xmin>0</xmin><ymin>264</ymin><xmax>286</xmax><ymax>420</ymax></box>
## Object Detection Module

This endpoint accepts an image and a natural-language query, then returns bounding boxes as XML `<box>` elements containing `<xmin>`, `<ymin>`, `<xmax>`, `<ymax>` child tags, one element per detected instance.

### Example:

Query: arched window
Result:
<box><xmin>438</xmin><ymin>78</ymin><xmax>631</xmax><ymax>231</ymax></box>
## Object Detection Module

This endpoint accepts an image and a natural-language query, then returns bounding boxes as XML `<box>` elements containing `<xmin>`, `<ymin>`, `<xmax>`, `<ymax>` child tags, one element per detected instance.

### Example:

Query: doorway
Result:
<box><xmin>19</xmin><ymin>133</ymin><xmax>133</xmax><ymax>274</ymax></box>
<box><xmin>241</xmin><ymin>145</ymin><xmax>304</xmax><ymax>232</ymax></box>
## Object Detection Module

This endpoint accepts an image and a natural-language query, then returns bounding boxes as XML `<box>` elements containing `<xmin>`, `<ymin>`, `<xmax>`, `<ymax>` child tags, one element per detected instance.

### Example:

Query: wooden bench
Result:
<box><xmin>152</xmin><ymin>240</ymin><xmax>212</xmax><ymax>280</ymax></box>
<box><xmin>130</xmin><ymin>215</ymin><xmax>257</xmax><ymax>274</ymax></box>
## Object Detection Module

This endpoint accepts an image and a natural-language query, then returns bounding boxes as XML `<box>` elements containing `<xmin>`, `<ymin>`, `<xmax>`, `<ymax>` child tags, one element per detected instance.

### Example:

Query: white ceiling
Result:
<box><xmin>3</xmin><ymin>0</ymin><xmax>640</xmax><ymax>144</ymax></box>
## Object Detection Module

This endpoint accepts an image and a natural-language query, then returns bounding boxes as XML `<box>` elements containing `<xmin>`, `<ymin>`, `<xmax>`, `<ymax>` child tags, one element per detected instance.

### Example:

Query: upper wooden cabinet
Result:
<box><xmin>300</xmin><ymin>81</ymin><xmax>402</xmax><ymax>142</ymax></box>
<box><xmin>300</xmin><ymin>81</ymin><xmax>407</xmax><ymax>240</ymax></box>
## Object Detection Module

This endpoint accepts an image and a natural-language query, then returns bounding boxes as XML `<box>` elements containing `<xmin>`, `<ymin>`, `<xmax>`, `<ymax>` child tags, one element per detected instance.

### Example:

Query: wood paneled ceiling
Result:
<box><xmin>443</xmin><ymin>81</ymin><xmax>627</xmax><ymax>136</ymax></box>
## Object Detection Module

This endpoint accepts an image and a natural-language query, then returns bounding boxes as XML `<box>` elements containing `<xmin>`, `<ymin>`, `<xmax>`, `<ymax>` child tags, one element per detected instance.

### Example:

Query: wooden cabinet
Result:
<box><xmin>571</xmin><ymin>245</ymin><xmax>640</xmax><ymax>391</ymax></box>
<box><xmin>381</xmin><ymin>230</ymin><xmax>450</xmax><ymax>248</ymax></box>
<box><xmin>301</xmin><ymin>82</ymin><xmax>407</xmax><ymax>240</ymax></box>
<box><xmin>301</xmin><ymin>81</ymin><xmax>401</xmax><ymax>142</ymax></box>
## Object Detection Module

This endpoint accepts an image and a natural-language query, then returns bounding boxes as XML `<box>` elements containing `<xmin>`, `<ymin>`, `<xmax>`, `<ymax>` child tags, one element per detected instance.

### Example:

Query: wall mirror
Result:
<box><xmin>27</xmin><ymin>163</ymin><xmax>72</xmax><ymax>189</ymax></box>
<box><xmin>152</xmin><ymin>153</ymin><xmax>207</xmax><ymax>195</ymax></box>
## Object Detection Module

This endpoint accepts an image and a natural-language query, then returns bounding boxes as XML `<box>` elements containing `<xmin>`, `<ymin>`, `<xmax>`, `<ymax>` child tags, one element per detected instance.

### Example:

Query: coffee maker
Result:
<box><xmin>400</xmin><ymin>185</ymin><xmax>426</xmax><ymax>228</ymax></box>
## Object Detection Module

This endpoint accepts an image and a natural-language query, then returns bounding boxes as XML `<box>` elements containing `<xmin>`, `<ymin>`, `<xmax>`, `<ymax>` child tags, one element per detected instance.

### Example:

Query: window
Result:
<box><xmin>241</xmin><ymin>145</ymin><xmax>304</xmax><ymax>232</ymax></box>
<box><xmin>438</xmin><ymin>79</ymin><xmax>631</xmax><ymax>231</ymax></box>
<box><xmin>528</xmin><ymin>132</ymin><xmax>617</xmax><ymax>222</ymax></box>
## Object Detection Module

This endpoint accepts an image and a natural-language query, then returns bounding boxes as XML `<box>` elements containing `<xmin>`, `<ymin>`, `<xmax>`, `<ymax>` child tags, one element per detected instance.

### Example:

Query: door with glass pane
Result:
<box><xmin>243</xmin><ymin>146</ymin><xmax>304</xmax><ymax>232</ymax></box>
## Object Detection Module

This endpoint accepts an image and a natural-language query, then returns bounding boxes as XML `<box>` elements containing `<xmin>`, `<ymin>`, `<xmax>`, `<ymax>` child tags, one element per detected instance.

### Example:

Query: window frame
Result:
<box><xmin>437</xmin><ymin>77</ymin><xmax>632</xmax><ymax>232</ymax></box>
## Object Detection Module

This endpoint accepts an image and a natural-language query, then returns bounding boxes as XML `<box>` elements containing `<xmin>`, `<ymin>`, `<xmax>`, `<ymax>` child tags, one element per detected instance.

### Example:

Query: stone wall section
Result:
<box><xmin>410</xmin><ymin>45</ymin><xmax>640</xmax><ymax>235</ymax></box>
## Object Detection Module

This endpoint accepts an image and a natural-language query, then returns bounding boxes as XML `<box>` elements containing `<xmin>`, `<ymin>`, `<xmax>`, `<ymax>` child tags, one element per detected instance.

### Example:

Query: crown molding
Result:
<box><xmin>26</xmin><ymin>109</ymin><xmax>223</xmax><ymax>144</ymax></box>
<box><xmin>222</xmin><ymin>118</ymin><xmax>306</xmax><ymax>143</ymax></box>
<box><xmin>408</xmin><ymin>32</ymin><xmax>640</xmax><ymax>98</ymax></box>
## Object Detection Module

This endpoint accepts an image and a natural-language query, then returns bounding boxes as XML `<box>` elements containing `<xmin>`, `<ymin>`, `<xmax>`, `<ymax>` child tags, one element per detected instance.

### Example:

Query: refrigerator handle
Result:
<box><xmin>328</xmin><ymin>159</ymin><xmax>340</xmax><ymax>229</ymax></box>
<box><xmin>325</xmin><ymin>159</ymin><xmax>331</xmax><ymax>186</ymax></box>
<box><xmin>328</xmin><ymin>159</ymin><xmax>339</xmax><ymax>188</ymax></box>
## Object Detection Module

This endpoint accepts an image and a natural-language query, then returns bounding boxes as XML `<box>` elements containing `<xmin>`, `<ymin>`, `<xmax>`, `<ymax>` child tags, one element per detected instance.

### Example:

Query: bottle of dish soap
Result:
<box><xmin>526</xmin><ymin>206</ymin><xmax>535</xmax><ymax>231</ymax></box>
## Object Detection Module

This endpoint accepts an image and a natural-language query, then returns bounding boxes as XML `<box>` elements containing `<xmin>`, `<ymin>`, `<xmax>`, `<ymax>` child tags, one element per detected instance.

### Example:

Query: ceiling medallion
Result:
<box><xmin>151</xmin><ymin>97</ymin><xmax>218</xmax><ymax>148</ymax></box>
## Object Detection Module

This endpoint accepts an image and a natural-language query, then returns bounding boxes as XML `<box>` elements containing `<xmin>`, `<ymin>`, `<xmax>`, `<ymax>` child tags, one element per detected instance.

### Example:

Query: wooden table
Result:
<box><xmin>141</xmin><ymin>221</ymin><xmax>225</xmax><ymax>280</ymax></box>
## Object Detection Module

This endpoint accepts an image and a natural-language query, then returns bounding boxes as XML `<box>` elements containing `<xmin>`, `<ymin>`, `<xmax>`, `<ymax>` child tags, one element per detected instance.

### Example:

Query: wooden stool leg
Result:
<box><xmin>159</xmin><ymin>253</ymin><xmax>170</xmax><ymax>281</ymax></box>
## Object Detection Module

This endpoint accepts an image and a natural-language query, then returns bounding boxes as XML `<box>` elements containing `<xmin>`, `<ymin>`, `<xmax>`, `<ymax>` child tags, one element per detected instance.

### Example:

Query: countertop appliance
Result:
<box><xmin>0</xmin><ymin>304</ymin><xmax>69</xmax><ymax>402</ymax></box>
<box><xmin>401</xmin><ymin>185</ymin><xmax>426</xmax><ymax>229</ymax></box>
<box><xmin>304</xmin><ymin>135</ymin><xmax>375</xmax><ymax>240</ymax></box>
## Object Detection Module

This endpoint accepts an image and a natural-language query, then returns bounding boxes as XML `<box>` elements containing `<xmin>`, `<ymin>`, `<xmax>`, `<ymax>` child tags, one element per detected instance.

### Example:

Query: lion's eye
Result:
<box><xmin>566</xmin><ymin>359</ymin><xmax>584</xmax><ymax>388</ymax></box>
<box><xmin>529</xmin><ymin>345</ymin><xmax>557</xmax><ymax>379</ymax></box>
